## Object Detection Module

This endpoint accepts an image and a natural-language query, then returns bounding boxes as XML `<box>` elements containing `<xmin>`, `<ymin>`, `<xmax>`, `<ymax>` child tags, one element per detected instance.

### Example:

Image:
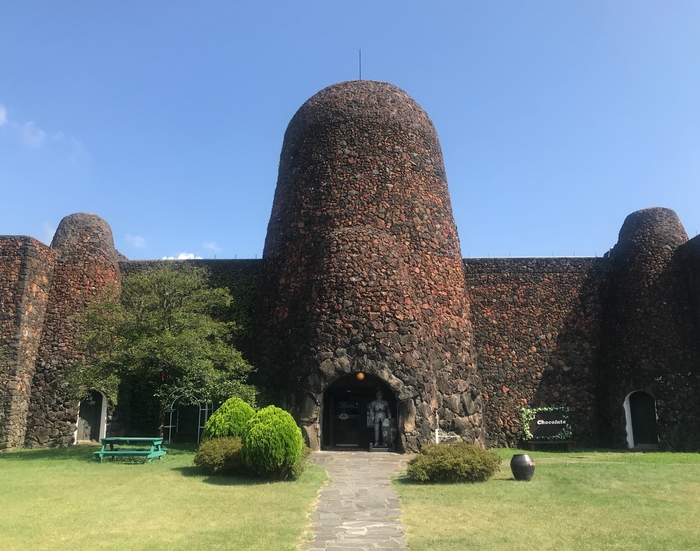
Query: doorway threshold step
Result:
<box><xmin>369</xmin><ymin>446</ymin><xmax>396</xmax><ymax>453</ymax></box>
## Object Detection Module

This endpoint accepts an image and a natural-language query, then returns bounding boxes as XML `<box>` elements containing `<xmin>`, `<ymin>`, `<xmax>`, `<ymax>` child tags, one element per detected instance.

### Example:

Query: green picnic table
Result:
<box><xmin>93</xmin><ymin>437</ymin><xmax>167</xmax><ymax>462</ymax></box>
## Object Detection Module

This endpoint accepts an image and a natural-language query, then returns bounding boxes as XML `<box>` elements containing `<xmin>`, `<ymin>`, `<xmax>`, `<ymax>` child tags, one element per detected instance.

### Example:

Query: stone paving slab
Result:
<box><xmin>302</xmin><ymin>451</ymin><xmax>410</xmax><ymax>551</ymax></box>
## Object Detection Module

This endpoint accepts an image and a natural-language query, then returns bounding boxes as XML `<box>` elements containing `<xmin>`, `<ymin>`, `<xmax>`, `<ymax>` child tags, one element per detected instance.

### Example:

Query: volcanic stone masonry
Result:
<box><xmin>0</xmin><ymin>237</ymin><xmax>54</xmax><ymax>449</ymax></box>
<box><xmin>254</xmin><ymin>81</ymin><xmax>484</xmax><ymax>452</ymax></box>
<box><xmin>598</xmin><ymin>208</ymin><xmax>700</xmax><ymax>451</ymax></box>
<box><xmin>464</xmin><ymin>257</ymin><xmax>606</xmax><ymax>448</ymax></box>
<box><xmin>24</xmin><ymin>213</ymin><xmax>121</xmax><ymax>448</ymax></box>
<box><xmin>1</xmin><ymin>81</ymin><xmax>699</xmax><ymax>451</ymax></box>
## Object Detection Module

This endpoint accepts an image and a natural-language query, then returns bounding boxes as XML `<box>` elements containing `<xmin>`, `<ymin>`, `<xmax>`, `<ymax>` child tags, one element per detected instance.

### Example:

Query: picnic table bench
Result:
<box><xmin>93</xmin><ymin>437</ymin><xmax>166</xmax><ymax>462</ymax></box>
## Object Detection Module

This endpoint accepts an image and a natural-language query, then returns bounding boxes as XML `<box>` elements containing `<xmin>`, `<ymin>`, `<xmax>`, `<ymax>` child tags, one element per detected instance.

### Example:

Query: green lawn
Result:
<box><xmin>0</xmin><ymin>445</ymin><xmax>326</xmax><ymax>551</ymax></box>
<box><xmin>4</xmin><ymin>446</ymin><xmax>700</xmax><ymax>550</ymax></box>
<box><xmin>394</xmin><ymin>449</ymin><xmax>700</xmax><ymax>551</ymax></box>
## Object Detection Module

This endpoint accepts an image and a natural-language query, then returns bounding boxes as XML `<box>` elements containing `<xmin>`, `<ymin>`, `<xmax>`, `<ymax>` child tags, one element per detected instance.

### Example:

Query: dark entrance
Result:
<box><xmin>630</xmin><ymin>391</ymin><xmax>658</xmax><ymax>445</ymax></box>
<box><xmin>171</xmin><ymin>404</ymin><xmax>200</xmax><ymax>444</ymax></box>
<box><xmin>322</xmin><ymin>373</ymin><xmax>396</xmax><ymax>450</ymax></box>
<box><xmin>76</xmin><ymin>390</ymin><xmax>103</xmax><ymax>442</ymax></box>
<box><xmin>164</xmin><ymin>402</ymin><xmax>213</xmax><ymax>444</ymax></box>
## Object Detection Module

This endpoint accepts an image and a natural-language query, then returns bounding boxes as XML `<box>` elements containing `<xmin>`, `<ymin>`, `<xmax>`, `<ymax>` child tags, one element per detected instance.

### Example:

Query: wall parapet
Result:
<box><xmin>463</xmin><ymin>257</ymin><xmax>610</xmax><ymax>275</ymax></box>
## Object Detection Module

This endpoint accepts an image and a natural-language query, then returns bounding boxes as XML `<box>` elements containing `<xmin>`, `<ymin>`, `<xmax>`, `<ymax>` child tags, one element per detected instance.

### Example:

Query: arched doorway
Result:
<box><xmin>322</xmin><ymin>373</ymin><xmax>397</xmax><ymax>451</ymax></box>
<box><xmin>75</xmin><ymin>390</ymin><xmax>107</xmax><ymax>442</ymax></box>
<box><xmin>624</xmin><ymin>391</ymin><xmax>658</xmax><ymax>448</ymax></box>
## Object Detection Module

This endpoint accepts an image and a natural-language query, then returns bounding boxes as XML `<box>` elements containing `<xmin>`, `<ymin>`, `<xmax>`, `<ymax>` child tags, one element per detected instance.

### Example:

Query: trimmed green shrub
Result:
<box><xmin>406</xmin><ymin>443</ymin><xmax>501</xmax><ymax>483</ymax></box>
<box><xmin>241</xmin><ymin>405</ymin><xmax>304</xmax><ymax>479</ymax></box>
<box><xmin>202</xmin><ymin>397</ymin><xmax>255</xmax><ymax>440</ymax></box>
<box><xmin>194</xmin><ymin>436</ymin><xmax>247</xmax><ymax>475</ymax></box>
<box><xmin>289</xmin><ymin>445</ymin><xmax>312</xmax><ymax>479</ymax></box>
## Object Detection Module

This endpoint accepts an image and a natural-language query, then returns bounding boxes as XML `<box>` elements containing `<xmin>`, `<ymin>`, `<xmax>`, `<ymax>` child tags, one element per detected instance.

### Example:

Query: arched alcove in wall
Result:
<box><xmin>75</xmin><ymin>390</ymin><xmax>107</xmax><ymax>442</ymax></box>
<box><xmin>322</xmin><ymin>373</ymin><xmax>397</xmax><ymax>451</ymax></box>
<box><xmin>624</xmin><ymin>391</ymin><xmax>658</xmax><ymax>448</ymax></box>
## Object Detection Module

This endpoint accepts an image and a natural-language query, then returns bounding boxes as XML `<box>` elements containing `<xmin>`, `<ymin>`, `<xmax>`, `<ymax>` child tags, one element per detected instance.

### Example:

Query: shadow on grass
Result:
<box><xmin>0</xmin><ymin>448</ymin><xmax>163</xmax><ymax>465</ymax></box>
<box><xmin>0</xmin><ymin>443</ymin><xmax>197</xmax><ymax>463</ymax></box>
<box><xmin>0</xmin><ymin>446</ymin><xmax>98</xmax><ymax>462</ymax></box>
<box><xmin>174</xmin><ymin>465</ymin><xmax>286</xmax><ymax>486</ymax></box>
<box><xmin>162</xmin><ymin>443</ymin><xmax>198</xmax><ymax>453</ymax></box>
<box><xmin>393</xmin><ymin>474</ymin><xmax>519</xmax><ymax>486</ymax></box>
<box><xmin>508</xmin><ymin>447</ymin><xmax>627</xmax><ymax>455</ymax></box>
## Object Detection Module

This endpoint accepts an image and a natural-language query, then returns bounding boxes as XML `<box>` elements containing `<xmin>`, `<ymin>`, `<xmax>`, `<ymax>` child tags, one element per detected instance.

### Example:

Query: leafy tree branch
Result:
<box><xmin>67</xmin><ymin>265</ymin><xmax>257</xmax><ymax>414</ymax></box>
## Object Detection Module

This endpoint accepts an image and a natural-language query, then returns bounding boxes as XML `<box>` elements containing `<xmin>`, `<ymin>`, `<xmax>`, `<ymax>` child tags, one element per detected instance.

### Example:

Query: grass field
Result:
<box><xmin>394</xmin><ymin>449</ymin><xmax>700</xmax><ymax>551</ymax></box>
<box><xmin>0</xmin><ymin>444</ymin><xmax>326</xmax><ymax>551</ymax></box>
<box><xmin>3</xmin><ymin>446</ymin><xmax>699</xmax><ymax>550</ymax></box>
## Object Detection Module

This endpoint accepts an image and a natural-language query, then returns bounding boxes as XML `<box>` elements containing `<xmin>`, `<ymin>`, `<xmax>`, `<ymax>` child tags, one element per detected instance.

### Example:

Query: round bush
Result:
<box><xmin>202</xmin><ymin>397</ymin><xmax>255</xmax><ymax>440</ymax></box>
<box><xmin>406</xmin><ymin>443</ymin><xmax>501</xmax><ymax>483</ymax></box>
<box><xmin>241</xmin><ymin>405</ymin><xmax>304</xmax><ymax>479</ymax></box>
<box><xmin>194</xmin><ymin>436</ymin><xmax>247</xmax><ymax>475</ymax></box>
<box><xmin>290</xmin><ymin>445</ymin><xmax>312</xmax><ymax>479</ymax></box>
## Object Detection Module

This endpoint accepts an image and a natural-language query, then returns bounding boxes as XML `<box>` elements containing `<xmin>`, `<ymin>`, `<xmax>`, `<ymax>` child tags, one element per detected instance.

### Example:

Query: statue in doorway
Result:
<box><xmin>367</xmin><ymin>390</ymin><xmax>392</xmax><ymax>447</ymax></box>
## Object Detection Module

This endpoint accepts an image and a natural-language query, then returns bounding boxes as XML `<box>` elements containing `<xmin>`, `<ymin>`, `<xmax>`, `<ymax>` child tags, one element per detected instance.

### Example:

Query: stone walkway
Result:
<box><xmin>302</xmin><ymin>451</ymin><xmax>410</xmax><ymax>550</ymax></box>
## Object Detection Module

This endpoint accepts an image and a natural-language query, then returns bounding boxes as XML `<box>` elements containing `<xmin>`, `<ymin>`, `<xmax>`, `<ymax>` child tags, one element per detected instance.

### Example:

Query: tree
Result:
<box><xmin>67</xmin><ymin>265</ymin><xmax>256</xmax><ymax>427</ymax></box>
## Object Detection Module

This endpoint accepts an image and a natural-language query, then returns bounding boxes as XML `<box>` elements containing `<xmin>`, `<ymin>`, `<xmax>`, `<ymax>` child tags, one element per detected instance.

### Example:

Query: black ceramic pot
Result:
<box><xmin>510</xmin><ymin>453</ymin><xmax>536</xmax><ymax>481</ymax></box>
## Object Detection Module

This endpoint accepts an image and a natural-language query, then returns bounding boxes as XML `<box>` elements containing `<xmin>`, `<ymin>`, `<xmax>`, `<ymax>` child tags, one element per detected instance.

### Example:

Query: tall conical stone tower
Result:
<box><xmin>599</xmin><ymin>207</ymin><xmax>700</xmax><ymax>450</ymax></box>
<box><xmin>255</xmin><ymin>81</ymin><xmax>484</xmax><ymax>451</ymax></box>
<box><xmin>25</xmin><ymin>213</ymin><xmax>121</xmax><ymax>447</ymax></box>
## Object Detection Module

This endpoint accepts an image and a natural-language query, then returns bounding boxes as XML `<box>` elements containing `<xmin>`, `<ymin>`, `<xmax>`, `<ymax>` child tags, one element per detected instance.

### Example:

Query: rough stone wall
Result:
<box><xmin>680</xmin><ymin>235</ymin><xmax>700</xmax><ymax>338</ymax></box>
<box><xmin>0</xmin><ymin>237</ymin><xmax>54</xmax><ymax>449</ymax></box>
<box><xmin>256</xmin><ymin>80</ymin><xmax>484</xmax><ymax>452</ymax></box>
<box><xmin>677</xmin><ymin>235</ymin><xmax>700</xmax><ymax>450</ymax></box>
<box><xmin>25</xmin><ymin>214</ymin><xmax>121</xmax><ymax>447</ymax></box>
<box><xmin>0</xmin><ymin>85</ymin><xmax>698</xmax><ymax>454</ymax></box>
<box><xmin>599</xmin><ymin>208</ymin><xmax>700</xmax><ymax>451</ymax></box>
<box><xmin>465</xmin><ymin>258</ymin><xmax>607</xmax><ymax>447</ymax></box>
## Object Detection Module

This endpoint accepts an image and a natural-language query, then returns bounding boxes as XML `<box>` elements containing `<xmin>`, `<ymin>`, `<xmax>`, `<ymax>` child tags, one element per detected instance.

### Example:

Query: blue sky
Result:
<box><xmin>2</xmin><ymin>1</ymin><xmax>699</xmax><ymax>259</ymax></box>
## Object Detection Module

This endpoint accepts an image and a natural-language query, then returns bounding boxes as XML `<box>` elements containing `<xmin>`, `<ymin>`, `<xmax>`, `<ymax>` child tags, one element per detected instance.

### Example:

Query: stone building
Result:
<box><xmin>1</xmin><ymin>81</ymin><xmax>699</xmax><ymax>452</ymax></box>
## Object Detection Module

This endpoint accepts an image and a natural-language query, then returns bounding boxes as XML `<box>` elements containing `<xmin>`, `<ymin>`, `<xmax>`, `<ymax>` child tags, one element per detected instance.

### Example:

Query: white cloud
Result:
<box><xmin>0</xmin><ymin>105</ymin><xmax>87</xmax><ymax>162</ymax></box>
<box><xmin>126</xmin><ymin>234</ymin><xmax>146</xmax><ymax>249</ymax></box>
<box><xmin>19</xmin><ymin>122</ymin><xmax>46</xmax><ymax>148</ymax></box>
<box><xmin>161</xmin><ymin>253</ymin><xmax>203</xmax><ymax>260</ymax></box>
<box><xmin>203</xmin><ymin>241</ymin><xmax>222</xmax><ymax>254</ymax></box>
